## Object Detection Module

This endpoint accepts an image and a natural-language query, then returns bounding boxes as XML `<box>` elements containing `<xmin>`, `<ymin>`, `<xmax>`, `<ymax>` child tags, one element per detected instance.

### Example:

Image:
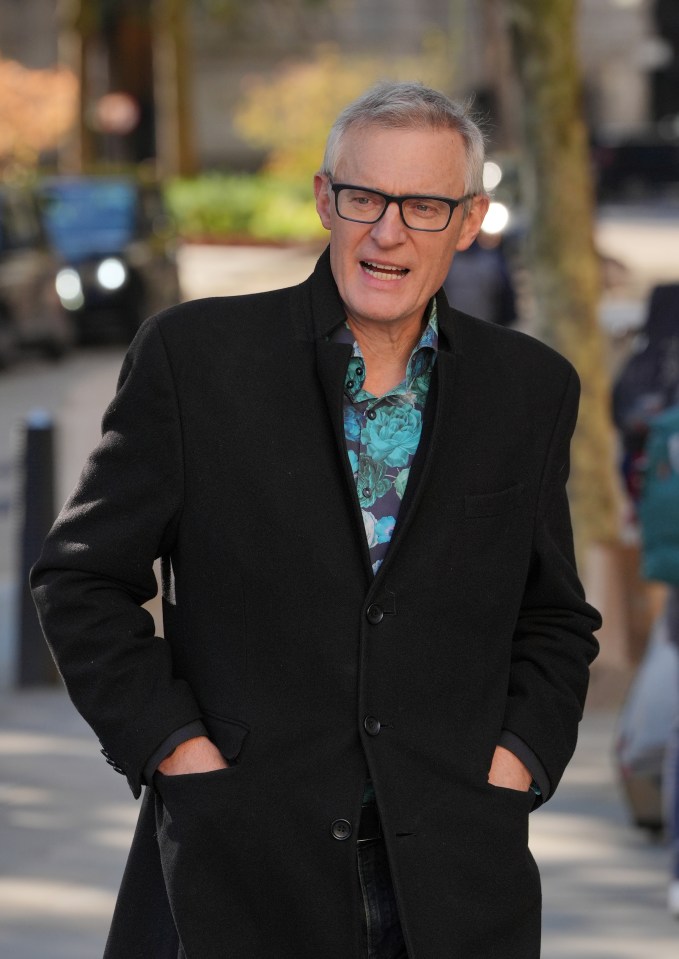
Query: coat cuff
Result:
<box><xmin>499</xmin><ymin>729</ymin><xmax>550</xmax><ymax>805</ymax></box>
<box><xmin>143</xmin><ymin>720</ymin><xmax>209</xmax><ymax>784</ymax></box>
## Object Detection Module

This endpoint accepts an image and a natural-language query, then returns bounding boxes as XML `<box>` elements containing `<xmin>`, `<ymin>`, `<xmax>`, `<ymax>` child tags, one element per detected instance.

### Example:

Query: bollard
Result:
<box><xmin>17</xmin><ymin>411</ymin><xmax>57</xmax><ymax>686</ymax></box>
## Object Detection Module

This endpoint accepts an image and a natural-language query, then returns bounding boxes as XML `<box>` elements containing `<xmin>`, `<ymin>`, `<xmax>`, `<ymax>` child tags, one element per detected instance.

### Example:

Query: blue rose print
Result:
<box><xmin>361</xmin><ymin>406</ymin><xmax>422</xmax><ymax>468</ymax></box>
<box><xmin>374</xmin><ymin>515</ymin><xmax>396</xmax><ymax>543</ymax></box>
<box><xmin>344</xmin><ymin>406</ymin><xmax>362</xmax><ymax>442</ymax></box>
<box><xmin>337</xmin><ymin>303</ymin><xmax>438</xmax><ymax>575</ymax></box>
<box><xmin>394</xmin><ymin>468</ymin><xmax>410</xmax><ymax>500</ymax></box>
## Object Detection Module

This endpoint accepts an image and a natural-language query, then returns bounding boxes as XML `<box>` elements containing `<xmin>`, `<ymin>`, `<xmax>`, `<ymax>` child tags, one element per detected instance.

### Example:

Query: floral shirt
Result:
<box><xmin>332</xmin><ymin>302</ymin><xmax>438</xmax><ymax>575</ymax></box>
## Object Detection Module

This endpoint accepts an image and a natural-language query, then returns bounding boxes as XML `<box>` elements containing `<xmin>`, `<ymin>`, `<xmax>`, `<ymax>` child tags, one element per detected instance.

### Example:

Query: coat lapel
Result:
<box><xmin>372</xmin><ymin>293</ymin><xmax>465</xmax><ymax>582</ymax></box>
<box><xmin>293</xmin><ymin>249</ymin><xmax>375</xmax><ymax>579</ymax></box>
<box><xmin>315</xmin><ymin>338</ymin><xmax>352</xmax><ymax>463</ymax></box>
<box><xmin>373</xmin><ymin>347</ymin><xmax>458</xmax><ymax>580</ymax></box>
<box><xmin>292</xmin><ymin>245</ymin><xmax>350</xmax><ymax>462</ymax></box>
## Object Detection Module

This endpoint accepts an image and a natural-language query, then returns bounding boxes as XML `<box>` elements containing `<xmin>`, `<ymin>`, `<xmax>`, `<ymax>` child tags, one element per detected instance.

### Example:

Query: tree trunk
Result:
<box><xmin>505</xmin><ymin>0</ymin><xmax>620</xmax><ymax>553</ymax></box>
<box><xmin>57</xmin><ymin>0</ymin><xmax>97</xmax><ymax>173</ymax></box>
<box><xmin>152</xmin><ymin>0</ymin><xmax>197</xmax><ymax>177</ymax></box>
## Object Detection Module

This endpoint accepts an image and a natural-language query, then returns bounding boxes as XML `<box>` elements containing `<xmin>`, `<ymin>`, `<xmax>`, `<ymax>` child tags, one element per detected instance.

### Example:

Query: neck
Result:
<box><xmin>348</xmin><ymin>313</ymin><xmax>425</xmax><ymax>395</ymax></box>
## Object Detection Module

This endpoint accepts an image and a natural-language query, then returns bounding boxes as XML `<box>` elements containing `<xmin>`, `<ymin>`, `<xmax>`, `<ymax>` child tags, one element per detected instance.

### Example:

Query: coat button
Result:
<box><xmin>364</xmin><ymin>716</ymin><xmax>381</xmax><ymax>736</ymax></box>
<box><xmin>366</xmin><ymin>603</ymin><xmax>383</xmax><ymax>624</ymax></box>
<box><xmin>331</xmin><ymin>818</ymin><xmax>352</xmax><ymax>841</ymax></box>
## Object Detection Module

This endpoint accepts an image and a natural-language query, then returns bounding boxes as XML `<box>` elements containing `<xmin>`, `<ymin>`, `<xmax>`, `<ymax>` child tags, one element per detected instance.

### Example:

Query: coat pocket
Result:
<box><xmin>201</xmin><ymin>711</ymin><xmax>250</xmax><ymax>762</ymax></box>
<box><xmin>153</xmin><ymin>766</ymin><xmax>253</xmax><ymax>958</ymax></box>
<box><xmin>464</xmin><ymin>482</ymin><xmax>524</xmax><ymax>518</ymax></box>
<box><xmin>154</xmin><ymin>765</ymin><xmax>242</xmax><ymax>835</ymax></box>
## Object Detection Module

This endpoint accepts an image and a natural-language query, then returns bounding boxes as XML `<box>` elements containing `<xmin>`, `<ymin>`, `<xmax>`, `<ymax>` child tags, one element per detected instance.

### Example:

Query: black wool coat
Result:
<box><xmin>32</xmin><ymin>249</ymin><xmax>600</xmax><ymax>959</ymax></box>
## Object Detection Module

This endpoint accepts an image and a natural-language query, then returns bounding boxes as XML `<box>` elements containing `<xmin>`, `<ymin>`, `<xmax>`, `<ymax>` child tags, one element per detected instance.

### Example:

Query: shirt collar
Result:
<box><xmin>331</xmin><ymin>300</ymin><xmax>439</xmax><ymax>400</ymax></box>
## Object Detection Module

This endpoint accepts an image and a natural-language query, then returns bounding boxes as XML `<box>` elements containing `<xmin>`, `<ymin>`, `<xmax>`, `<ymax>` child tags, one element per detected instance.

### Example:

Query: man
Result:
<box><xmin>443</xmin><ymin>235</ymin><xmax>518</xmax><ymax>327</ymax></box>
<box><xmin>32</xmin><ymin>82</ymin><xmax>600</xmax><ymax>959</ymax></box>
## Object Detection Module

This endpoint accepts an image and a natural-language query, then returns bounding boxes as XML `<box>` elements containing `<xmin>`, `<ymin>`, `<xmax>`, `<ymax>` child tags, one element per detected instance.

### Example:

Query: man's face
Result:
<box><xmin>314</xmin><ymin>124</ymin><xmax>489</xmax><ymax>335</ymax></box>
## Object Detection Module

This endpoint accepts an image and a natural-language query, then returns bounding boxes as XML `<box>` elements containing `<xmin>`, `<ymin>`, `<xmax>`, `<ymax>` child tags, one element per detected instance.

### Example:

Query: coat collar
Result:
<box><xmin>294</xmin><ymin>244</ymin><xmax>467</xmax><ymax>357</ymax></box>
<box><xmin>289</xmin><ymin>246</ymin><xmax>346</xmax><ymax>342</ymax></box>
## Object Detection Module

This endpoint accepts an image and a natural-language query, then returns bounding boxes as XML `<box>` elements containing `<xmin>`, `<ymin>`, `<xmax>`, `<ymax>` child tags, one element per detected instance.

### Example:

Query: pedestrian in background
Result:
<box><xmin>612</xmin><ymin>282</ymin><xmax>679</xmax><ymax>918</ymax></box>
<box><xmin>443</xmin><ymin>232</ymin><xmax>518</xmax><ymax>326</ymax></box>
<box><xmin>31</xmin><ymin>81</ymin><xmax>600</xmax><ymax>959</ymax></box>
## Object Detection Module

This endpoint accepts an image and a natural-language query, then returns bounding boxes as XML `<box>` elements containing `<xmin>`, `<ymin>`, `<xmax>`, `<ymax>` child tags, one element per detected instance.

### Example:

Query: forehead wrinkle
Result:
<box><xmin>335</xmin><ymin>128</ymin><xmax>466</xmax><ymax>199</ymax></box>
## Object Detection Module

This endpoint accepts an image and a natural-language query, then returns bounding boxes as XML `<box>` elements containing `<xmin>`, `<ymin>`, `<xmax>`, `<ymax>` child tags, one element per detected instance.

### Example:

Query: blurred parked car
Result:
<box><xmin>0</xmin><ymin>183</ymin><xmax>74</xmax><ymax>368</ymax></box>
<box><xmin>38</xmin><ymin>176</ymin><xmax>182</xmax><ymax>343</ymax></box>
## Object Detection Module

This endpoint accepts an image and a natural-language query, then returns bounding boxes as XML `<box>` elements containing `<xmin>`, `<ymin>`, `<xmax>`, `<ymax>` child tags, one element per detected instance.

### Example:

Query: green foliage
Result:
<box><xmin>165</xmin><ymin>173</ymin><xmax>327</xmax><ymax>243</ymax></box>
<box><xmin>167</xmin><ymin>37</ymin><xmax>452</xmax><ymax>243</ymax></box>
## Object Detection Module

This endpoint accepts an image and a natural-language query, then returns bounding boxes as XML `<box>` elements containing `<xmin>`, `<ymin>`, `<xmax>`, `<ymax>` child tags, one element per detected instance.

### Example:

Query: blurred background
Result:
<box><xmin>1</xmin><ymin>1</ymin><xmax>679</xmax><ymax>956</ymax></box>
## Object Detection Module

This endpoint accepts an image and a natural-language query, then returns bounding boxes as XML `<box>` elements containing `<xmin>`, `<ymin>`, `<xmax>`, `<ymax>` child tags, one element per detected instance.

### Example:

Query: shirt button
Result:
<box><xmin>366</xmin><ymin>604</ymin><xmax>384</xmax><ymax>624</ymax></box>
<box><xmin>331</xmin><ymin>819</ymin><xmax>352</xmax><ymax>841</ymax></box>
<box><xmin>366</xmin><ymin>409</ymin><xmax>377</xmax><ymax>420</ymax></box>
<box><xmin>346</xmin><ymin>379</ymin><xmax>354</xmax><ymax>389</ymax></box>
<box><xmin>364</xmin><ymin>715</ymin><xmax>381</xmax><ymax>736</ymax></box>
<box><xmin>356</xmin><ymin>366</ymin><xmax>364</xmax><ymax>377</ymax></box>
<box><xmin>362</xmin><ymin>487</ymin><xmax>371</xmax><ymax>498</ymax></box>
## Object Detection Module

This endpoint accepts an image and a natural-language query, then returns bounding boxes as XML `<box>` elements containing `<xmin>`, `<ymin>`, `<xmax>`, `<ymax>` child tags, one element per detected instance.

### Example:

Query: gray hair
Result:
<box><xmin>319</xmin><ymin>81</ymin><xmax>487</xmax><ymax>200</ymax></box>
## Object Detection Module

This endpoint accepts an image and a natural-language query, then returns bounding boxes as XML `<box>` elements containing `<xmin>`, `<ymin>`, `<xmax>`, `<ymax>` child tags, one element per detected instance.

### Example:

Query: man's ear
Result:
<box><xmin>455</xmin><ymin>194</ymin><xmax>490</xmax><ymax>252</ymax></box>
<box><xmin>314</xmin><ymin>174</ymin><xmax>332</xmax><ymax>230</ymax></box>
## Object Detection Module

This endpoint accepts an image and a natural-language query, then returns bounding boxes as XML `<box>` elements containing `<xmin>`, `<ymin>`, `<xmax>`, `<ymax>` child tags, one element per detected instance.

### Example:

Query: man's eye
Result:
<box><xmin>410</xmin><ymin>200</ymin><xmax>439</xmax><ymax>217</ymax></box>
<box><xmin>349</xmin><ymin>193</ymin><xmax>378</xmax><ymax>207</ymax></box>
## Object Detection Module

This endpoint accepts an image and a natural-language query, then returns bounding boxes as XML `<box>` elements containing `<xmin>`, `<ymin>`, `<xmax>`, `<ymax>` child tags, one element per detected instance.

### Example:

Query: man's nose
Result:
<box><xmin>370</xmin><ymin>201</ymin><xmax>407</xmax><ymax>243</ymax></box>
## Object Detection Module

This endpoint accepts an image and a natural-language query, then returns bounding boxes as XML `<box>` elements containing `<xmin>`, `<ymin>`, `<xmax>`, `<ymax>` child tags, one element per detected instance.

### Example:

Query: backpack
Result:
<box><xmin>639</xmin><ymin>404</ymin><xmax>679</xmax><ymax>585</ymax></box>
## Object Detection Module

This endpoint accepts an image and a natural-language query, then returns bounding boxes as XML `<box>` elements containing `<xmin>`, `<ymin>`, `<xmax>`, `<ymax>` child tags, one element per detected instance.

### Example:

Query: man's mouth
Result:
<box><xmin>360</xmin><ymin>260</ymin><xmax>410</xmax><ymax>281</ymax></box>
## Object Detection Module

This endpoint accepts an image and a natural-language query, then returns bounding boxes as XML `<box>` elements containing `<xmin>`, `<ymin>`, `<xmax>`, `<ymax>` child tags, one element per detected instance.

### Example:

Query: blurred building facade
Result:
<box><xmin>1</xmin><ymin>0</ymin><xmax>677</xmax><ymax>173</ymax></box>
<box><xmin>579</xmin><ymin>0</ymin><xmax>671</xmax><ymax>139</ymax></box>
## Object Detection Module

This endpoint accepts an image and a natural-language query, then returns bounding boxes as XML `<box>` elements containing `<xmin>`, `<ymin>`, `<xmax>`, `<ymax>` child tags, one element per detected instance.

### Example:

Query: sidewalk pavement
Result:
<box><xmin>0</xmin><ymin>689</ymin><xmax>677</xmax><ymax>958</ymax></box>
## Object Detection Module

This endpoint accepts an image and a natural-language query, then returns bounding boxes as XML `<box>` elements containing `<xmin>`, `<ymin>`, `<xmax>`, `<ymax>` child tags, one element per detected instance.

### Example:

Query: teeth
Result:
<box><xmin>362</xmin><ymin>261</ymin><xmax>408</xmax><ymax>281</ymax></box>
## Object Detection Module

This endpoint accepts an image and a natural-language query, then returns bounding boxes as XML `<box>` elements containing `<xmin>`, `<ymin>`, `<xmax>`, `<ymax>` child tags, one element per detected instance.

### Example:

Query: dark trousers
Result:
<box><xmin>357</xmin><ymin>835</ymin><xmax>408</xmax><ymax>959</ymax></box>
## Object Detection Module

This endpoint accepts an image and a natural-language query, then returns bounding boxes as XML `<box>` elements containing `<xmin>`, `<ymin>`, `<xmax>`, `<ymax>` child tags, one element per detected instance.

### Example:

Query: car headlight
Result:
<box><xmin>56</xmin><ymin>268</ymin><xmax>84</xmax><ymax>310</ymax></box>
<box><xmin>97</xmin><ymin>257</ymin><xmax>128</xmax><ymax>291</ymax></box>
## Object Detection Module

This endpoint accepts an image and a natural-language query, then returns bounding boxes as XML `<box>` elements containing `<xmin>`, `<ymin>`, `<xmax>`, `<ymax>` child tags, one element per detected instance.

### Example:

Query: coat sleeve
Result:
<box><xmin>502</xmin><ymin>366</ymin><xmax>601</xmax><ymax>800</ymax></box>
<box><xmin>31</xmin><ymin>315</ymin><xmax>204</xmax><ymax>798</ymax></box>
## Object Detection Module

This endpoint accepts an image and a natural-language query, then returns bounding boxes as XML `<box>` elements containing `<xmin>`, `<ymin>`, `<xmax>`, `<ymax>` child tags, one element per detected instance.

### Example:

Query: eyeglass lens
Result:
<box><xmin>336</xmin><ymin>187</ymin><xmax>453</xmax><ymax>230</ymax></box>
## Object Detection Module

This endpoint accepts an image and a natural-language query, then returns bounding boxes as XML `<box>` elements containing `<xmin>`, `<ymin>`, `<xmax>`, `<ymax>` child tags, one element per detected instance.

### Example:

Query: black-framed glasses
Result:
<box><xmin>330</xmin><ymin>182</ymin><xmax>473</xmax><ymax>232</ymax></box>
